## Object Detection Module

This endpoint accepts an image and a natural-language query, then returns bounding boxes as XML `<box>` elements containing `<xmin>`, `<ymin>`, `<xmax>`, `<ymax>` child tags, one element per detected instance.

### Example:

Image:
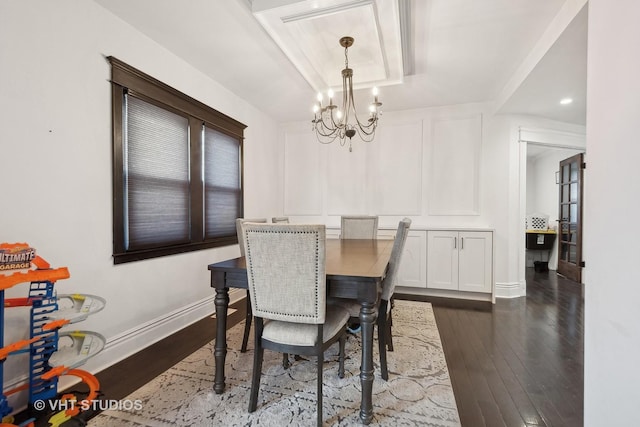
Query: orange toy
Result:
<box><xmin>42</xmin><ymin>368</ymin><xmax>101</xmax><ymax>427</ymax></box>
<box><xmin>0</xmin><ymin>268</ymin><xmax>70</xmax><ymax>292</ymax></box>
<box><xmin>0</xmin><ymin>337</ymin><xmax>41</xmax><ymax>361</ymax></box>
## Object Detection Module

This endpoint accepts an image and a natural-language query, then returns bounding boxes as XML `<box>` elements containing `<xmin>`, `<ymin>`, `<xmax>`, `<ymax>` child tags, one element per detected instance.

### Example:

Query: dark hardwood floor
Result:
<box><xmin>95</xmin><ymin>298</ymin><xmax>247</xmax><ymax>402</ymax></box>
<box><xmin>433</xmin><ymin>268</ymin><xmax>584</xmax><ymax>427</ymax></box>
<box><xmin>19</xmin><ymin>269</ymin><xmax>583</xmax><ymax>427</ymax></box>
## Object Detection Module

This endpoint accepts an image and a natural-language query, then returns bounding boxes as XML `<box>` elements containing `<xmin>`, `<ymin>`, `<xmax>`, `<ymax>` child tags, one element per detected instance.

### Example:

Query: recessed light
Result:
<box><xmin>560</xmin><ymin>98</ymin><xmax>573</xmax><ymax>105</ymax></box>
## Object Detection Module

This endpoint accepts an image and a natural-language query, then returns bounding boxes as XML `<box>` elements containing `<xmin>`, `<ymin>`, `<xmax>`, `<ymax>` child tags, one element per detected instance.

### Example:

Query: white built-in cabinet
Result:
<box><xmin>370</xmin><ymin>227</ymin><xmax>494</xmax><ymax>301</ymax></box>
<box><xmin>426</xmin><ymin>230</ymin><xmax>493</xmax><ymax>293</ymax></box>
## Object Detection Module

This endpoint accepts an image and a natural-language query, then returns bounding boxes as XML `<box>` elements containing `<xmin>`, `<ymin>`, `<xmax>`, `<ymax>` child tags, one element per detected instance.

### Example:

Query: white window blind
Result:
<box><xmin>204</xmin><ymin>126</ymin><xmax>241</xmax><ymax>239</ymax></box>
<box><xmin>125</xmin><ymin>95</ymin><xmax>190</xmax><ymax>249</ymax></box>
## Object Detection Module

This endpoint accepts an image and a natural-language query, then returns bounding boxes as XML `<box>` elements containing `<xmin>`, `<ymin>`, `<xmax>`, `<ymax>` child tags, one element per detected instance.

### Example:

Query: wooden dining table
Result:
<box><xmin>207</xmin><ymin>238</ymin><xmax>393</xmax><ymax>424</ymax></box>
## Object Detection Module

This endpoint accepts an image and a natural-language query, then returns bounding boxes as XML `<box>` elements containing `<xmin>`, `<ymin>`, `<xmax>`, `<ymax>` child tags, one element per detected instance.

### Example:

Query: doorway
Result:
<box><xmin>518</xmin><ymin>127</ymin><xmax>586</xmax><ymax>292</ymax></box>
<box><xmin>525</xmin><ymin>144</ymin><xmax>584</xmax><ymax>272</ymax></box>
<box><xmin>557</xmin><ymin>153</ymin><xmax>584</xmax><ymax>282</ymax></box>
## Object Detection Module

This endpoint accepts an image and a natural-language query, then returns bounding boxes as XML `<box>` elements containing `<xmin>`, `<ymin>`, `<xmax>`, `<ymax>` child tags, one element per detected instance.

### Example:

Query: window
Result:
<box><xmin>109</xmin><ymin>57</ymin><xmax>246</xmax><ymax>264</ymax></box>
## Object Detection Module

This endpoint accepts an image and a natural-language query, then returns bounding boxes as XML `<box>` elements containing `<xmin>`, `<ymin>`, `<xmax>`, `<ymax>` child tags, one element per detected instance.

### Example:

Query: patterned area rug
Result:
<box><xmin>90</xmin><ymin>300</ymin><xmax>460</xmax><ymax>426</ymax></box>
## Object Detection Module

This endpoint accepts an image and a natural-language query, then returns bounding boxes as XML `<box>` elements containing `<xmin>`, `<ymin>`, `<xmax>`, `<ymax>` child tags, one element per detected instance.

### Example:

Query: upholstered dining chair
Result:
<box><xmin>235</xmin><ymin>217</ymin><xmax>267</xmax><ymax>353</ymax></box>
<box><xmin>243</xmin><ymin>223</ymin><xmax>349</xmax><ymax>427</ymax></box>
<box><xmin>340</xmin><ymin>215</ymin><xmax>379</xmax><ymax>239</ymax></box>
<box><xmin>272</xmin><ymin>216</ymin><xmax>289</xmax><ymax>223</ymax></box>
<box><xmin>334</xmin><ymin>217</ymin><xmax>411</xmax><ymax>381</ymax></box>
<box><xmin>376</xmin><ymin>217</ymin><xmax>411</xmax><ymax>380</ymax></box>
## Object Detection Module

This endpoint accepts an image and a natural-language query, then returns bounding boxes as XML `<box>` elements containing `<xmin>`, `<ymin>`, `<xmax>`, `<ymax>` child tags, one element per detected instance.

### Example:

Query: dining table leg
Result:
<box><xmin>359</xmin><ymin>301</ymin><xmax>377</xmax><ymax>424</ymax></box>
<box><xmin>213</xmin><ymin>282</ymin><xmax>229</xmax><ymax>394</ymax></box>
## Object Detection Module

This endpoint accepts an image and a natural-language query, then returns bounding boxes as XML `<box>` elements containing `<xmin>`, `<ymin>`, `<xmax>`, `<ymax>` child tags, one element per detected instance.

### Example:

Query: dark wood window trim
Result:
<box><xmin>109</xmin><ymin>56</ymin><xmax>246</xmax><ymax>264</ymax></box>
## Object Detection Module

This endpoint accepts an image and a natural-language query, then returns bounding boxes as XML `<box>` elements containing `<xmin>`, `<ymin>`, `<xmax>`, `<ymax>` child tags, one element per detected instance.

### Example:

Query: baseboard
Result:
<box><xmin>87</xmin><ymin>288</ymin><xmax>244</xmax><ymax>375</ymax></box>
<box><xmin>495</xmin><ymin>281</ymin><xmax>525</xmax><ymax>298</ymax></box>
<box><xmin>395</xmin><ymin>293</ymin><xmax>492</xmax><ymax>311</ymax></box>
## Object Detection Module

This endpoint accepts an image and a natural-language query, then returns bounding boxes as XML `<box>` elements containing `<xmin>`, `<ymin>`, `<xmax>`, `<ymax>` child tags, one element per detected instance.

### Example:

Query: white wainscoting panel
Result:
<box><xmin>326</xmin><ymin>141</ymin><xmax>369</xmax><ymax>214</ymax></box>
<box><xmin>371</xmin><ymin>120</ymin><xmax>423</xmax><ymax>215</ymax></box>
<box><xmin>284</xmin><ymin>130</ymin><xmax>323</xmax><ymax>215</ymax></box>
<box><xmin>428</xmin><ymin>115</ymin><xmax>482</xmax><ymax>215</ymax></box>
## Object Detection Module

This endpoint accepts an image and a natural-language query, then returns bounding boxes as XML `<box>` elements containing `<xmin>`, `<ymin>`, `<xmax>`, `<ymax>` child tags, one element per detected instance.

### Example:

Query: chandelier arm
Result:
<box><xmin>314</xmin><ymin>114</ymin><xmax>335</xmax><ymax>132</ymax></box>
<box><xmin>351</xmin><ymin>106</ymin><xmax>378</xmax><ymax>132</ymax></box>
<box><xmin>315</xmin><ymin>122</ymin><xmax>339</xmax><ymax>138</ymax></box>
<box><xmin>354</xmin><ymin>123</ymin><xmax>377</xmax><ymax>141</ymax></box>
<box><xmin>313</xmin><ymin>122</ymin><xmax>345</xmax><ymax>145</ymax></box>
<box><xmin>328</xmin><ymin>108</ymin><xmax>343</xmax><ymax>131</ymax></box>
<box><xmin>344</xmin><ymin>70</ymin><xmax>380</xmax><ymax>134</ymax></box>
<box><xmin>319</xmin><ymin>119</ymin><xmax>347</xmax><ymax>142</ymax></box>
<box><xmin>314</xmin><ymin>124</ymin><xmax>348</xmax><ymax>146</ymax></box>
<box><xmin>353</xmin><ymin>116</ymin><xmax>379</xmax><ymax>135</ymax></box>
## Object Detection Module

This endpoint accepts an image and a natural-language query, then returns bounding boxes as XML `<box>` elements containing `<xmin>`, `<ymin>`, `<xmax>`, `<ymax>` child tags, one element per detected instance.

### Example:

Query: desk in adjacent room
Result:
<box><xmin>208</xmin><ymin>238</ymin><xmax>393</xmax><ymax>425</ymax></box>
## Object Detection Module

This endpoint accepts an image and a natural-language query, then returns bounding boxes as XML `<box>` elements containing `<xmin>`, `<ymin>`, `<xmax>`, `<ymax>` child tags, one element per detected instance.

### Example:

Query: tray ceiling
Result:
<box><xmin>251</xmin><ymin>0</ymin><xmax>405</xmax><ymax>92</ymax></box>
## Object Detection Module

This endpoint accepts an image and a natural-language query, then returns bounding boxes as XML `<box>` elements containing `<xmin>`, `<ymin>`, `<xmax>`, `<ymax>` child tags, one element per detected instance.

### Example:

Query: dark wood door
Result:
<box><xmin>557</xmin><ymin>153</ymin><xmax>584</xmax><ymax>282</ymax></box>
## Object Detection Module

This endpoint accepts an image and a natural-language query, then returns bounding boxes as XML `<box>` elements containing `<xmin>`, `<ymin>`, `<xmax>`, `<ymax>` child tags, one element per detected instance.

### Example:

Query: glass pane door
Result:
<box><xmin>557</xmin><ymin>153</ymin><xmax>584</xmax><ymax>282</ymax></box>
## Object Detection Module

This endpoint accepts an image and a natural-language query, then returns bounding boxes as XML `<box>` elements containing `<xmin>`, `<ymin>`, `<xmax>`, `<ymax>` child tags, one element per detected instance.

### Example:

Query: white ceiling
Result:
<box><xmin>92</xmin><ymin>0</ymin><xmax>587</xmax><ymax>125</ymax></box>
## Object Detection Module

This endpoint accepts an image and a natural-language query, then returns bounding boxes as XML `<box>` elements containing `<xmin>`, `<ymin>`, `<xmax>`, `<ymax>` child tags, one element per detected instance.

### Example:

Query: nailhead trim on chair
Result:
<box><xmin>245</xmin><ymin>226</ymin><xmax>322</xmax><ymax>320</ymax></box>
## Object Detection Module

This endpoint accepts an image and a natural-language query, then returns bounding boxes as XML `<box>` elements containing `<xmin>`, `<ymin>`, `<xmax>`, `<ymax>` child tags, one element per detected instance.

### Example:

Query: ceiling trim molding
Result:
<box><xmin>281</xmin><ymin>0</ymin><xmax>373</xmax><ymax>23</ymax></box>
<box><xmin>398</xmin><ymin>0</ymin><xmax>414</xmax><ymax>76</ymax></box>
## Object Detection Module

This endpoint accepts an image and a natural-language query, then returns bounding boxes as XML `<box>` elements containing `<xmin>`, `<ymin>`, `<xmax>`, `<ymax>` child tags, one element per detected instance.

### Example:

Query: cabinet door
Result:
<box><xmin>397</xmin><ymin>230</ymin><xmax>427</xmax><ymax>288</ymax></box>
<box><xmin>458</xmin><ymin>231</ymin><xmax>492</xmax><ymax>292</ymax></box>
<box><xmin>427</xmin><ymin>231</ymin><xmax>459</xmax><ymax>290</ymax></box>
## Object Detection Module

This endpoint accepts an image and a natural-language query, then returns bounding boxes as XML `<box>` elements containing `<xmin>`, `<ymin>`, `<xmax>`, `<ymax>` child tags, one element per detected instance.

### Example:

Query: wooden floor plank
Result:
<box><xmin>435</xmin><ymin>307</ymin><xmax>487</xmax><ymax>426</ymax></box>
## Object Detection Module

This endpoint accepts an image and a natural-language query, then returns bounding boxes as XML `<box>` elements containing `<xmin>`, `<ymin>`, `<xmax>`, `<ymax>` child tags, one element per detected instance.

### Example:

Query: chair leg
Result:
<box><xmin>378</xmin><ymin>318</ymin><xmax>389</xmax><ymax>381</ymax></box>
<box><xmin>241</xmin><ymin>291</ymin><xmax>252</xmax><ymax>353</ymax></box>
<box><xmin>378</xmin><ymin>300</ymin><xmax>389</xmax><ymax>381</ymax></box>
<box><xmin>317</xmin><ymin>354</ymin><xmax>323</xmax><ymax>427</ymax></box>
<box><xmin>283</xmin><ymin>353</ymin><xmax>290</xmax><ymax>369</ymax></box>
<box><xmin>338</xmin><ymin>333</ymin><xmax>346</xmax><ymax>379</ymax></box>
<box><xmin>387</xmin><ymin>309</ymin><xmax>394</xmax><ymax>352</ymax></box>
<box><xmin>249</xmin><ymin>321</ymin><xmax>264</xmax><ymax>412</ymax></box>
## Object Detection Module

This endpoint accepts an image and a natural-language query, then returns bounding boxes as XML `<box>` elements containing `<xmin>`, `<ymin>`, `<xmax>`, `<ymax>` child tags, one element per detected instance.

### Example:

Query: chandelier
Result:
<box><xmin>311</xmin><ymin>36</ymin><xmax>382</xmax><ymax>152</ymax></box>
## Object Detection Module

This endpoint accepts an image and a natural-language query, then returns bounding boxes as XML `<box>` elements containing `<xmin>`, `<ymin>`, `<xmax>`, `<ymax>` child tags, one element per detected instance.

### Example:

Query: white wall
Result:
<box><xmin>0</xmin><ymin>0</ymin><xmax>279</xmax><ymax>410</ymax></box>
<box><xmin>584</xmin><ymin>1</ymin><xmax>640</xmax><ymax>424</ymax></box>
<box><xmin>279</xmin><ymin>103</ymin><xmax>495</xmax><ymax>225</ymax></box>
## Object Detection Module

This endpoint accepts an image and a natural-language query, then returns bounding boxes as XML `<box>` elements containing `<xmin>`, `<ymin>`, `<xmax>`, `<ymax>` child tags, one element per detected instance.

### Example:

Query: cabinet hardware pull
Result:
<box><xmin>454</xmin><ymin>237</ymin><xmax>457</xmax><ymax>249</ymax></box>
<box><xmin>461</xmin><ymin>237</ymin><xmax>464</xmax><ymax>249</ymax></box>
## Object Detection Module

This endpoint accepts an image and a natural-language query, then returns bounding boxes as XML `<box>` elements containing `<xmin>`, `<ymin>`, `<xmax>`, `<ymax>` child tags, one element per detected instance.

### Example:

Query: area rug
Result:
<box><xmin>90</xmin><ymin>300</ymin><xmax>460</xmax><ymax>426</ymax></box>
